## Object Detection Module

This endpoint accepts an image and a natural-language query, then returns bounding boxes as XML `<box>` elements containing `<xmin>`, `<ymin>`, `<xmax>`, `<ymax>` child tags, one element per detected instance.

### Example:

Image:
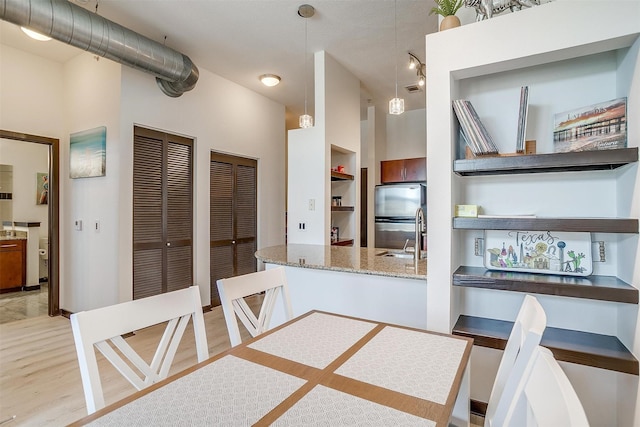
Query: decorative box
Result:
<box><xmin>455</xmin><ymin>204</ymin><xmax>478</xmax><ymax>218</ymax></box>
<box><xmin>484</xmin><ymin>230</ymin><xmax>592</xmax><ymax>276</ymax></box>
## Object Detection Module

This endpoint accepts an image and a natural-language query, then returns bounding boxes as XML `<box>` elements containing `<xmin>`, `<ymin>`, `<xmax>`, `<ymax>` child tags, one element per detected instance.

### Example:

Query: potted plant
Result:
<box><xmin>429</xmin><ymin>0</ymin><xmax>464</xmax><ymax>31</ymax></box>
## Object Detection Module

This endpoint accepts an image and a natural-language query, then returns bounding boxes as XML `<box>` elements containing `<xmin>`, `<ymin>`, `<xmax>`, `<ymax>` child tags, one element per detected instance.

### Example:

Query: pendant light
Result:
<box><xmin>298</xmin><ymin>4</ymin><xmax>315</xmax><ymax>128</ymax></box>
<box><xmin>389</xmin><ymin>0</ymin><xmax>404</xmax><ymax>115</ymax></box>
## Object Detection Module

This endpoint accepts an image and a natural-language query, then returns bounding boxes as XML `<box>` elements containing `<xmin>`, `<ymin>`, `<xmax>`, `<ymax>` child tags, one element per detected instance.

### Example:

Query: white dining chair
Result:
<box><xmin>216</xmin><ymin>266</ymin><xmax>293</xmax><ymax>347</ymax></box>
<box><xmin>485</xmin><ymin>294</ymin><xmax>547</xmax><ymax>427</ymax></box>
<box><xmin>502</xmin><ymin>346</ymin><xmax>589</xmax><ymax>427</ymax></box>
<box><xmin>70</xmin><ymin>285</ymin><xmax>209</xmax><ymax>414</ymax></box>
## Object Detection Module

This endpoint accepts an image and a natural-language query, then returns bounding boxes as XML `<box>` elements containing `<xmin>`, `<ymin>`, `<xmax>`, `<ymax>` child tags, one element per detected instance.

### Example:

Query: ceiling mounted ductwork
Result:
<box><xmin>0</xmin><ymin>0</ymin><xmax>199</xmax><ymax>97</ymax></box>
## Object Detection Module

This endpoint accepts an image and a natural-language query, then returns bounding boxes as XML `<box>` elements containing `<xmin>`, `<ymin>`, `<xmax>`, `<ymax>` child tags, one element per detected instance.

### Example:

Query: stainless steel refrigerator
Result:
<box><xmin>374</xmin><ymin>183</ymin><xmax>426</xmax><ymax>249</ymax></box>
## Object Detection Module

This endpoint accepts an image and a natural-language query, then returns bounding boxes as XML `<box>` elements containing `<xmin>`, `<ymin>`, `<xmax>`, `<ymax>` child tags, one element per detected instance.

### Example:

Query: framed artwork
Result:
<box><xmin>70</xmin><ymin>126</ymin><xmax>106</xmax><ymax>178</ymax></box>
<box><xmin>484</xmin><ymin>230</ymin><xmax>593</xmax><ymax>277</ymax></box>
<box><xmin>553</xmin><ymin>97</ymin><xmax>627</xmax><ymax>153</ymax></box>
<box><xmin>36</xmin><ymin>172</ymin><xmax>48</xmax><ymax>205</ymax></box>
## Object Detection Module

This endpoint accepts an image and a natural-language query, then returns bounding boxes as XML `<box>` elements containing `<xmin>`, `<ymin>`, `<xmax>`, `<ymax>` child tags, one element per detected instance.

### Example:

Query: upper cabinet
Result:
<box><xmin>380</xmin><ymin>157</ymin><xmax>426</xmax><ymax>183</ymax></box>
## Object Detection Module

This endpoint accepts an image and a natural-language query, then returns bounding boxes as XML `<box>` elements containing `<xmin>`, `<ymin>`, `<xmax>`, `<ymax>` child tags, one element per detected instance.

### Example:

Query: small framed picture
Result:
<box><xmin>36</xmin><ymin>172</ymin><xmax>48</xmax><ymax>205</ymax></box>
<box><xmin>70</xmin><ymin>126</ymin><xmax>107</xmax><ymax>178</ymax></box>
<box><xmin>553</xmin><ymin>97</ymin><xmax>627</xmax><ymax>153</ymax></box>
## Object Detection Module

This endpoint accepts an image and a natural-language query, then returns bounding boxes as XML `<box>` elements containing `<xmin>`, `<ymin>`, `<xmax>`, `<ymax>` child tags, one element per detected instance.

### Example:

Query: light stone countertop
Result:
<box><xmin>255</xmin><ymin>244</ymin><xmax>426</xmax><ymax>280</ymax></box>
<box><xmin>0</xmin><ymin>235</ymin><xmax>27</xmax><ymax>241</ymax></box>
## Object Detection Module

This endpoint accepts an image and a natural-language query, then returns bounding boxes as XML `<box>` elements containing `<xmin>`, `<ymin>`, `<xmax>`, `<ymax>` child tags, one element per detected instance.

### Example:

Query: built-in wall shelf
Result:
<box><xmin>452</xmin><ymin>315</ymin><xmax>639</xmax><ymax>375</ymax></box>
<box><xmin>453</xmin><ymin>217</ymin><xmax>638</xmax><ymax>234</ymax></box>
<box><xmin>453</xmin><ymin>266</ymin><xmax>638</xmax><ymax>304</ymax></box>
<box><xmin>331</xmin><ymin>206</ymin><xmax>354</xmax><ymax>212</ymax></box>
<box><xmin>453</xmin><ymin>148</ymin><xmax>638</xmax><ymax>176</ymax></box>
<box><xmin>331</xmin><ymin>238</ymin><xmax>353</xmax><ymax>246</ymax></box>
<box><xmin>331</xmin><ymin>171</ymin><xmax>354</xmax><ymax>181</ymax></box>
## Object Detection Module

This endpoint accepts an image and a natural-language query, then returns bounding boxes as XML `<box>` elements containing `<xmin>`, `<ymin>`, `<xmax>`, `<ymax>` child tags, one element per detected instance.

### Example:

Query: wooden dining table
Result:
<box><xmin>70</xmin><ymin>310</ymin><xmax>474</xmax><ymax>426</ymax></box>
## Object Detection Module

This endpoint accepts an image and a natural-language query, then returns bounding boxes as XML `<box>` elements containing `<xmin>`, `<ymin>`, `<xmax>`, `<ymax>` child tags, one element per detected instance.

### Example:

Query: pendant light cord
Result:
<box><xmin>394</xmin><ymin>0</ymin><xmax>398</xmax><ymax>99</ymax></box>
<box><xmin>304</xmin><ymin>17</ymin><xmax>308</xmax><ymax>116</ymax></box>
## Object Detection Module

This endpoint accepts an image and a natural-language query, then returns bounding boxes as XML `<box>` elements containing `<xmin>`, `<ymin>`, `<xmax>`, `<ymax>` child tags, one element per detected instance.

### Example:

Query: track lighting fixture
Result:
<box><xmin>408</xmin><ymin>52</ymin><xmax>426</xmax><ymax>87</ymax></box>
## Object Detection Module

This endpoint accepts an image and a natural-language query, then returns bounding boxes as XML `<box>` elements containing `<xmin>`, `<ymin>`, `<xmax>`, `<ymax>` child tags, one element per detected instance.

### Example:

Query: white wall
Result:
<box><xmin>385</xmin><ymin>108</ymin><xmax>426</xmax><ymax>160</ymax></box>
<box><xmin>1</xmin><ymin>42</ymin><xmax>287</xmax><ymax>312</ymax></box>
<box><xmin>117</xmin><ymin>63</ymin><xmax>286</xmax><ymax>307</ymax></box>
<box><xmin>287</xmin><ymin>51</ymin><xmax>361</xmax><ymax>246</ymax></box>
<box><xmin>63</xmin><ymin>53</ymin><xmax>122</xmax><ymax>311</ymax></box>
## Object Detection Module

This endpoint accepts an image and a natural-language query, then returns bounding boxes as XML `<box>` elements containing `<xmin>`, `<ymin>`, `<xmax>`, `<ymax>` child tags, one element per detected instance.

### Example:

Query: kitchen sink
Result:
<box><xmin>375</xmin><ymin>251</ymin><xmax>415</xmax><ymax>259</ymax></box>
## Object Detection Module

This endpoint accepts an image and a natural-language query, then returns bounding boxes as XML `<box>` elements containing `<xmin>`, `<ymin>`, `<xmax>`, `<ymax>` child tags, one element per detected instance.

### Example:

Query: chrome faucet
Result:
<box><xmin>403</xmin><ymin>207</ymin><xmax>425</xmax><ymax>261</ymax></box>
<box><xmin>414</xmin><ymin>207</ymin><xmax>425</xmax><ymax>261</ymax></box>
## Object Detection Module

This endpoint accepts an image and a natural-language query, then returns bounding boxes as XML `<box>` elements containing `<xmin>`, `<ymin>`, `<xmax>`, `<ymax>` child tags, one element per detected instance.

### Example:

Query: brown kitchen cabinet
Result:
<box><xmin>380</xmin><ymin>157</ymin><xmax>426</xmax><ymax>183</ymax></box>
<box><xmin>0</xmin><ymin>238</ymin><xmax>26</xmax><ymax>292</ymax></box>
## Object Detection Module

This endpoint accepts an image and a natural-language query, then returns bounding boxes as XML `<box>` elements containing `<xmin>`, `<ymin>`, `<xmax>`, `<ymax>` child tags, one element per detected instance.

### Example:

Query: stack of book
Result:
<box><xmin>452</xmin><ymin>99</ymin><xmax>499</xmax><ymax>156</ymax></box>
<box><xmin>516</xmin><ymin>86</ymin><xmax>529</xmax><ymax>153</ymax></box>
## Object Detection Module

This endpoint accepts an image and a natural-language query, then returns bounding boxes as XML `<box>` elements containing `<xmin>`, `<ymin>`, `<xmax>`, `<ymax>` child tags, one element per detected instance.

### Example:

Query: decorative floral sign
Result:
<box><xmin>484</xmin><ymin>230</ymin><xmax>592</xmax><ymax>276</ymax></box>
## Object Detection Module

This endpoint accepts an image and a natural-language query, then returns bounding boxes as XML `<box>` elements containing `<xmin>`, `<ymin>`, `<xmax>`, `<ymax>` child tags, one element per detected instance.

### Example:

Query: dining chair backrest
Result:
<box><xmin>502</xmin><ymin>346</ymin><xmax>589</xmax><ymax>427</ymax></box>
<box><xmin>216</xmin><ymin>266</ymin><xmax>293</xmax><ymax>347</ymax></box>
<box><xmin>70</xmin><ymin>285</ymin><xmax>209</xmax><ymax>414</ymax></box>
<box><xmin>485</xmin><ymin>294</ymin><xmax>547</xmax><ymax>427</ymax></box>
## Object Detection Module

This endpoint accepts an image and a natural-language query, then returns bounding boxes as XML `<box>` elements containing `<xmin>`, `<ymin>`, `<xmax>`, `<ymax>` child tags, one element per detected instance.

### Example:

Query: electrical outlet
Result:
<box><xmin>308</xmin><ymin>199</ymin><xmax>315</xmax><ymax>211</ymax></box>
<box><xmin>298</xmin><ymin>222</ymin><xmax>306</xmax><ymax>232</ymax></box>
<box><xmin>94</xmin><ymin>220</ymin><xmax>100</xmax><ymax>232</ymax></box>
<box><xmin>75</xmin><ymin>220</ymin><xmax>83</xmax><ymax>231</ymax></box>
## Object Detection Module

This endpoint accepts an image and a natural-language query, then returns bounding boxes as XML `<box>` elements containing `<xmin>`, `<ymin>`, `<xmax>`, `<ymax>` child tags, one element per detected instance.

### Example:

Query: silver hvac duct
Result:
<box><xmin>0</xmin><ymin>0</ymin><xmax>198</xmax><ymax>97</ymax></box>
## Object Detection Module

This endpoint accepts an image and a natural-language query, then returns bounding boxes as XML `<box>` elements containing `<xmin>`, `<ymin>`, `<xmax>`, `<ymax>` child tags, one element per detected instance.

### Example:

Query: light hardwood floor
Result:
<box><xmin>0</xmin><ymin>298</ymin><xmax>258</xmax><ymax>426</ymax></box>
<box><xmin>0</xmin><ymin>296</ymin><xmax>484</xmax><ymax>426</ymax></box>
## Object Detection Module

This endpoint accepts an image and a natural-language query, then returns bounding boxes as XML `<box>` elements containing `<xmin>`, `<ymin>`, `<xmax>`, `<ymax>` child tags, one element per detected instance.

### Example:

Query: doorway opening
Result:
<box><xmin>0</xmin><ymin>130</ymin><xmax>60</xmax><ymax>320</ymax></box>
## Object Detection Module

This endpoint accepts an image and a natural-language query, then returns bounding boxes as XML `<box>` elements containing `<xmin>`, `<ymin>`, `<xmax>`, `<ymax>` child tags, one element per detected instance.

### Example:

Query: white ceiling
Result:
<box><xmin>0</xmin><ymin>1</ymin><xmax>438</xmax><ymax>129</ymax></box>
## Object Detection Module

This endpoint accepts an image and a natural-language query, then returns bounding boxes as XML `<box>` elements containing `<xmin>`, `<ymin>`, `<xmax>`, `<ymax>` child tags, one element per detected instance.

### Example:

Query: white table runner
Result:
<box><xmin>88</xmin><ymin>355</ymin><xmax>306</xmax><ymax>426</ymax></box>
<box><xmin>248</xmin><ymin>312</ymin><xmax>377</xmax><ymax>368</ymax></box>
<box><xmin>335</xmin><ymin>326</ymin><xmax>468</xmax><ymax>404</ymax></box>
<box><xmin>272</xmin><ymin>385</ymin><xmax>436</xmax><ymax>426</ymax></box>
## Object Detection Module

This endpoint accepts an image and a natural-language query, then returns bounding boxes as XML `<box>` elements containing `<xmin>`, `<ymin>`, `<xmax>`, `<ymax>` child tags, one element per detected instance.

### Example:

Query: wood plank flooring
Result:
<box><xmin>0</xmin><ymin>295</ymin><xmax>485</xmax><ymax>426</ymax></box>
<box><xmin>0</xmin><ymin>298</ymin><xmax>258</xmax><ymax>426</ymax></box>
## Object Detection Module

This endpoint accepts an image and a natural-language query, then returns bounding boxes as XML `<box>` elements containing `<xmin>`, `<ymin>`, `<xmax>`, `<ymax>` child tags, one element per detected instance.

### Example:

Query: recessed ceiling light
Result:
<box><xmin>259</xmin><ymin>74</ymin><xmax>281</xmax><ymax>87</ymax></box>
<box><xmin>21</xmin><ymin>27</ymin><xmax>52</xmax><ymax>41</ymax></box>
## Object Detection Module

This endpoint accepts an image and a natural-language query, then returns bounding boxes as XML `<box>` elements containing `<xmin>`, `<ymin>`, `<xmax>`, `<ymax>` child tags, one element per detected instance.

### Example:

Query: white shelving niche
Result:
<box><xmin>426</xmin><ymin>1</ymin><xmax>640</xmax><ymax>426</ymax></box>
<box><xmin>330</xmin><ymin>145</ymin><xmax>356</xmax><ymax>246</ymax></box>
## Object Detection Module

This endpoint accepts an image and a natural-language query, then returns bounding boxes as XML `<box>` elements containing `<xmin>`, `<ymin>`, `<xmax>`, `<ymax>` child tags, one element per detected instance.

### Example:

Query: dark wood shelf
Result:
<box><xmin>331</xmin><ymin>238</ymin><xmax>354</xmax><ymax>246</ymax></box>
<box><xmin>453</xmin><ymin>147</ymin><xmax>638</xmax><ymax>176</ymax></box>
<box><xmin>453</xmin><ymin>266</ymin><xmax>638</xmax><ymax>304</ymax></box>
<box><xmin>331</xmin><ymin>171</ymin><xmax>354</xmax><ymax>181</ymax></box>
<box><xmin>452</xmin><ymin>315</ymin><xmax>638</xmax><ymax>375</ymax></box>
<box><xmin>453</xmin><ymin>217</ymin><xmax>638</xmax><ymax>233</ymax></box>
<box><xmin>331</xmin><ymin>206</ymin><xmax>354</xmax><ymax>212</ymax></box>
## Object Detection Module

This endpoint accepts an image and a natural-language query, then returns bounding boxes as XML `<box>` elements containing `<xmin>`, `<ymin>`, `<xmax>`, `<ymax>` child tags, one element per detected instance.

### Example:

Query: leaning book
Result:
<box><xmin>553</xmin><ymin>97</ymin><xmax>627</xmax><ymax>152</ymax></box>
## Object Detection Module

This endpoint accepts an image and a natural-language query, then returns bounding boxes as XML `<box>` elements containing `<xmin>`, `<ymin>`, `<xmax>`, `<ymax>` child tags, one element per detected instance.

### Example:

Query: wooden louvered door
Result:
<box><xmin>133</xmin><ymin>126</ymin><xmax>193</xmax><ymax>300</ymax></box>
<box><xmin>210</xmin><ymin>153</ymin><xmax>257</xmax><ymax>306</ymax></box>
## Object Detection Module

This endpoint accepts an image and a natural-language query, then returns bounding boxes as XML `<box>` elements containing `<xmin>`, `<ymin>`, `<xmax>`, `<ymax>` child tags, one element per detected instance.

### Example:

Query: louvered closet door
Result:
<box><xmin>210</xmin><ymin>153</ymin><xmax>257</xmax><ymax>306</ymax></box>
<box><xmin>133</xmin><ymin>126</ymin><xmax>193</xmax><ymax>300</ymax></box>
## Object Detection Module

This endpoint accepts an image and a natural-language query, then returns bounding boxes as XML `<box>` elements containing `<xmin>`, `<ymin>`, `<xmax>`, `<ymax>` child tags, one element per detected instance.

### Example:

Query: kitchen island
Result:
<box><xmin>255</xmin><ymin>244</ymin><xmax>427</xmax><ymax>329</ymax></box>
